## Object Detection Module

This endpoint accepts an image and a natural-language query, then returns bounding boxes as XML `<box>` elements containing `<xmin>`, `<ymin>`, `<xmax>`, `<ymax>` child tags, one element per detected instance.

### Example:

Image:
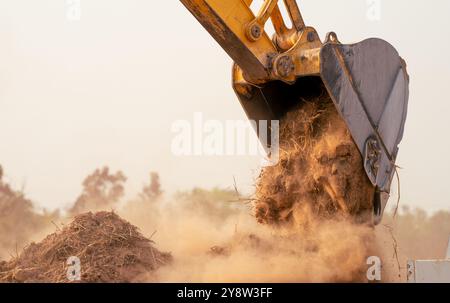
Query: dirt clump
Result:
<box><xmin>254</xmin><ymin>96</ymin><xmax>375</xmax><ymax>226</ymax></box>
<box><xmin>209</xmin><ymin>234</ymin><xmax>273</xmax><ymax>257</ymax></box>
<box><xmin>0</xmin><ymin>211</ymin><xmax>171</xmax><ymax>283</ymax></box>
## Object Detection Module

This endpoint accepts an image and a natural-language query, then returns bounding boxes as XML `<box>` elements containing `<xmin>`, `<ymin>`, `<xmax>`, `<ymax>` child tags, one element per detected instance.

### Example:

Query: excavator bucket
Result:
<box><xmin>180</xmin><ymin>0</ymin><xmax>409</xmax><ymax>223</ymax></box>
<box><xmin>320</xmin><ymin>39</ymin><xmax>409</xmax><ymax>197</ymax></box>
<box><xmin>233</xmin><ymin>38</ymin><xmax>409</xmax><ymax>223</ymax></box>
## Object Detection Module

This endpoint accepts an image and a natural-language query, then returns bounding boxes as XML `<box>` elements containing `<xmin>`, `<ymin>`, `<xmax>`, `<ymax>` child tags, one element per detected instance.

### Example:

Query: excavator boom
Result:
<box><xmin>180</xmin><ymin>0</ymin><xmax>409</xmax><ymax>224</ymax></box>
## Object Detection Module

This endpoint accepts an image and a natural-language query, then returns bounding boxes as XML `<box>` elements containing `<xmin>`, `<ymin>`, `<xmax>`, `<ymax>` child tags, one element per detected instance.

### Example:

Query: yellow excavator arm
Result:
<box><xmin>180</xmin><ymin>0</ymin><xmax>321</xmax><ymax>84</ymax></box>
<box><xmin>180</xmin><ymin>0</ymin><xmax>410</xmax><ymax>225</ymax></box>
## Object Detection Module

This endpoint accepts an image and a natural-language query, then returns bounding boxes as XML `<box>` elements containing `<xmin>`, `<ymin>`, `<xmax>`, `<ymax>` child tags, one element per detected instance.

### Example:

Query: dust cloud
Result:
<box><xmin>0</xmin><ymin>98</ymin><xmax>449</xmax><ymax>282</ymax></box>
<box><xmin>118</xmin><ymin>98</ymin><xmax>383</xmax><ymax>283</ymax></box>
<box><xmin>120</xmin><ymin>198</ymin><xmax>377</xmax><ymax>282</ymax></box>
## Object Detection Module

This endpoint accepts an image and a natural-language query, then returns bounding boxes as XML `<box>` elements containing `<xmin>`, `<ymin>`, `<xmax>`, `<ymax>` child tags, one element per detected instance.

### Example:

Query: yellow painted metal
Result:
<box><xmin>180</xmin><ymin>0</ymin><xmax>277</xmax><ymax>82</ymax></box>
<box><xmin>255</xmin><ymin>0</ymin><xmax>279</xmax><ymax>26</ymax></box>
<box><xmin>245</xmin><ymin>0</ymin><xmax>279</xmax><ymax>41</ymax></box>
<box><xmin>272</xmin><ymin>27</ymin><xmax>322</xmax><ymax>83</ymax></box>
<box><xmin>202</xmin><ymin>0</ymin><xmax>276</xmax><ymax>63</ymax></box>
<box><xmin>283</xmin><ymin>0</ymin><xmax>305</xmax><ymax>30</ymax></box>
<box><xmin>181</xmin><ymin>0</ymin><xmax>322</xmax><ymax>84</ymax></box>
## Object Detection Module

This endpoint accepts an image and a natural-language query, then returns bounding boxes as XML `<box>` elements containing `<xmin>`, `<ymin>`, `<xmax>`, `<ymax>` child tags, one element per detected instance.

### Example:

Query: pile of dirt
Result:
<box><xmin>0</xmin><ymin>211</ymin><xmax>171</xmax><ymax>283</ymax></box>
<box><xmin>254</xmin><ymin>96</ymin><xmax>375</xmax><ymax>226</ymax></box>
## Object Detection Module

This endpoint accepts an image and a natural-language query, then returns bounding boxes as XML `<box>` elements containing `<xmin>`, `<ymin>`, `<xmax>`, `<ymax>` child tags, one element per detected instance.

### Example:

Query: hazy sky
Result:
<box><xmin>0</xmin><ymin>0</ymin><xmax>449</xmax><ymax>212</ymax></box>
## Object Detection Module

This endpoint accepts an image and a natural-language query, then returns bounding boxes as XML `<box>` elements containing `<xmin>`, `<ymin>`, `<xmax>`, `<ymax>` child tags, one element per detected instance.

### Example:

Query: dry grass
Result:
<box><xmin>0</xmin><ymin>211</ymin><xmax>171</xmax><ymax>282</ymax></box>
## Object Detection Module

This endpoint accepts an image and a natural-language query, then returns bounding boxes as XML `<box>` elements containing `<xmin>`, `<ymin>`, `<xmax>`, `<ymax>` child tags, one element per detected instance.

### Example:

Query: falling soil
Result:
<box><xmin>228</xmin><ymin>95</ymin><xmax>381</xmax><ymax>282</ymax></box>
<box><xmin>0</xmin><ymin>211</ymin><xmax>171</xmax><ymax>283</ymax></box>
<box><xmin>254</xmin><ymin>95</ymin><xmax>376</xmax><ymax>226</ymax></box>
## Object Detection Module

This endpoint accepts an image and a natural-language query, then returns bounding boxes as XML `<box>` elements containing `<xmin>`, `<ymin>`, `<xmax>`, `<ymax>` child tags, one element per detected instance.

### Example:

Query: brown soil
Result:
<box><xmin>0</xmin><ymin>211</ymin><xmax>171</xmax><ymax>283</ymax></box>
<box><xmin>254</xmin><ymin>96</ymin><xmax>375</xmax><ymax>226</ymax></box>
